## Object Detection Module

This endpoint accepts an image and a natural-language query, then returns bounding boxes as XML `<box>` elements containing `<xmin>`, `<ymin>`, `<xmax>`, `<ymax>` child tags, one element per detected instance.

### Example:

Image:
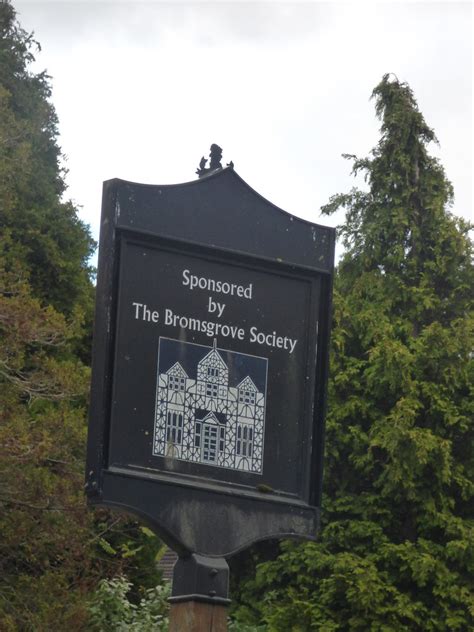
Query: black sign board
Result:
<box><xmin>86</xmin><ymin>167</ymin><xmax>335</xmax><ymax>558</ymax></box>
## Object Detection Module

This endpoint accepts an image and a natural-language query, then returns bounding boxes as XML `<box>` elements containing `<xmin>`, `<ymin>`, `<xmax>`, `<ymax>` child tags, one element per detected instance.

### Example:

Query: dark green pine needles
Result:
<box><xmin>232</xmin><ymin>74</ymin><xmax>474</xmax><ymax>632</ymax></box>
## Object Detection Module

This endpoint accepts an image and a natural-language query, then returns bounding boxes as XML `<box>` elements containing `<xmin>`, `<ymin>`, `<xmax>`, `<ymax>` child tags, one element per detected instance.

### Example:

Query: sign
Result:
<box><xmin>86</xmin><ymin>167</ymin><xmax>335</xmax><ymax>557</ymax></box>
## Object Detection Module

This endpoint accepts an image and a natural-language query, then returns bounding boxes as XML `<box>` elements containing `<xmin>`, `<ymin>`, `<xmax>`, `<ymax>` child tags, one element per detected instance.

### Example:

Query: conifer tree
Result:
<box><xmin>234</xmin><ymin>75</ymin><xmax>473</xmax><ymax>631</ymax></box>
<box><xmin>0</xmin><ymin>0</ymin><xmax>95</xmax><ymax>318</ymax></box>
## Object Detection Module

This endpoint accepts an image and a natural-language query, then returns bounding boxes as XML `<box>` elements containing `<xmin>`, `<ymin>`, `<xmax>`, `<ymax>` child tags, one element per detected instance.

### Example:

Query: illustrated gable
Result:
<box><xmin>166</xmin><ymin>362</ymin><xmax>188</xmax><ymax>378</ymax></box>
<box><xmin>197</xmin><ymin>348</ymin><xmax>229</xmax><ymax>384</ymax></box>
<box><xmin>237</xmin><ymin>376</ymin><xmax>258</xmax><ymax>393</ymax></box>
<box><xmin>200</xmin><ymin>411</ymin><xmax>219</xmax><ymax>425</ymax></box>
<box><xmin>198</xmin><ymin>349</ymin><xmax>227</xmax><ymax>372</ymax></box>
<box><xmin>196</xmin><ymin>409</ymin><xmax>227</xmax><ymax>426</ymax></box>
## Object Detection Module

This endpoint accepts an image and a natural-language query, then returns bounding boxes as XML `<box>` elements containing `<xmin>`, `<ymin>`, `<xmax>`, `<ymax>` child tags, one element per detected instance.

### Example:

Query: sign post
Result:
<box><xmin>86</xmin><ymin>161</ymin><xmax>335</xmax><ymax>629</ymax></box>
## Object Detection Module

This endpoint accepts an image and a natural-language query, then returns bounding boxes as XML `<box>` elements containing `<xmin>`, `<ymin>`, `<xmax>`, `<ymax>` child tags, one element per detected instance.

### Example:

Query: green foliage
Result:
<box><xmin>0</xmin><ymin>4</ymin><xmax>164</xmax><ymax>629</ymax></box>
<box><xmin>0</xmin><ymin>241</ymin><xmax>103</xmax><ymax>628</ymax></box>
<box><xmin>233</xmin><ymin>75</ymin><xmax>474</xmax><ymax>630</ymax></box>
<box><xmin>0</xmin><ymin>2</ymin><xmax>95</xmax><ymax>318</ymax></box>
<box><xmin>88</xmin><ymin>575</ymin><xmax>170</xmax><ymax>631</ymax></box>
<box><xmin>93</xmin><ymin>521</ymin><xmax>165</xmax><ymax>598</ymax></box>
<box><xmin>228</xmin><ymin>622</ymin><xmax>267</xmax><ymax>631</ymax></box>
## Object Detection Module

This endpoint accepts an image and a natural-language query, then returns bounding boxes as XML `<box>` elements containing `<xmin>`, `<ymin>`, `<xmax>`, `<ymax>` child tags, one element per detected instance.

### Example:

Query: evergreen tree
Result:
<box><xmin>0</xmin><ymin>4</ymin><xmax>162</xmax><ymax>629</ymax></box>
<box><xmin>0</xmin><ymin>0</ymin><xmax>95</xmax><ymax>318</ymax></box>
<box><xmin>233</xmin><ymin>75</ymin><xmax>473</xmax><ymax>630</ymax></box>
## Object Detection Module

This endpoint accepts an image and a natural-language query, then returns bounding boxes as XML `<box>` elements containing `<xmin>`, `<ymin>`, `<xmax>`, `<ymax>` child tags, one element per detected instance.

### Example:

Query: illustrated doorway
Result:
<box><xmin>202</xmin><ymin>424</ymin><xmax>218</xmax><ymax>464</ymax></box>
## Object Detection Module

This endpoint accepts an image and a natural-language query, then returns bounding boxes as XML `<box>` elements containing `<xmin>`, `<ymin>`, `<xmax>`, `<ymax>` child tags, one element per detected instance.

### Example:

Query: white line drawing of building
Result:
<box><xmin>153</xmin><ymin>338</ymin><xmax>266</xmax><ymax>473</ymax></box>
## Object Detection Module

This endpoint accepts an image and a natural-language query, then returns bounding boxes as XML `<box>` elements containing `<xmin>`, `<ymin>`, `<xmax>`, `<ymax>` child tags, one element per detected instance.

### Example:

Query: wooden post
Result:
<box><xmin>168</xmin><ymin>554</ymin><xmax>230</xmax><ymax>632</ymax></box>
<box><xmin>169</xmin><ymin>601</ymin><xmax>228</xmax><ymax>631</ymax></box>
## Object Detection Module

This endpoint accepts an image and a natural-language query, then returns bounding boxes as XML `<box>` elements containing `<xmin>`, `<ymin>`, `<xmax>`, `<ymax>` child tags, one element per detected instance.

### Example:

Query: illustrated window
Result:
<box><xmin>206</xmin><ymin>383</ymin><xmax>218</xmax><ymax>398</ymax></box>
<box><xmin>236</xmin><ymin>424</ymin><xmax>253</xmax><ymax>457</ymax></box>
<box><xmin>169</xmin><ymin>375</ymin><xmax>186</xmax><ymax>391</ymax></box>
<box><xmin>195</xmin><ymin>421</ymin><xmax>201</xmax><ymax>448</ymax></box>
<box><xmin>239</xmin><ymin>389</ymin><xmax>256</xmax><ymax>405</ymax></box>
<box><xmin>166</xmin><ymin>411</ymin><xmax>183</xmax><ymax>444</ymax></box>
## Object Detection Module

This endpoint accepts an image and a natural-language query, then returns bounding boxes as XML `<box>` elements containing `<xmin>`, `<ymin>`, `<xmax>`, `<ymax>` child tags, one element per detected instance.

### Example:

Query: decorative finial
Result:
<box><xmin>196</xmin><ymin>144</ymin><xmax>234</xmax><ymax>178</ymax></box>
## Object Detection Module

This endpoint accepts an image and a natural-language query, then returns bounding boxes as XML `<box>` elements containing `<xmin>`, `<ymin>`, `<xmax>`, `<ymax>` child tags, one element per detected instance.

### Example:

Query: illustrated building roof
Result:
<box><xmin>156</xmin><ymin>547</ymin><xmax>178</xmax><ymax>582</ymax></box>
<box><xmin>198</xmin><ymin>348</ymin><xmax>227</xmax><ymax>371</ymax></box>
<box><xmin>166</xmin><ymin>362</ymin><xmax>188</xmax><ymax>378</ymax></box>
<box><xmin>237</xmin><ymin>376</ymin><xmax>258</xmax><ymax>392</ymax></box>
<box><xmin>195</xmin><ymin>409</ymin><xmax>227</xmax><ymax>425</ymax></box>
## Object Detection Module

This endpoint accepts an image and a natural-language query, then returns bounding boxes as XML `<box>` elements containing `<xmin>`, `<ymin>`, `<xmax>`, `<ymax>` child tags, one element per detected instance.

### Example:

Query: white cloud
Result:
<box><xmin>14</xmin><ymin>0</ymin><xmax>472</xmax><ymax>251</ymax></box>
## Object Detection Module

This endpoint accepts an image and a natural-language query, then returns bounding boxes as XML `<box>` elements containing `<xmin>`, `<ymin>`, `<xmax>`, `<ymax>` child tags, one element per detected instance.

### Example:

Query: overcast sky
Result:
<box><xmin>14</xmin><ymin>1</ymin><xmax>473</xmax><ymax>254</ymax></box>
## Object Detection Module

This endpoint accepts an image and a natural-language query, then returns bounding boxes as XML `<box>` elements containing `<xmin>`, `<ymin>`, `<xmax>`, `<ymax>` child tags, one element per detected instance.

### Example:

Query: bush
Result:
<box><xmin>88</xmin><ymin>575</ymin><xmax>170</xmax><ymax>631</ymax></box>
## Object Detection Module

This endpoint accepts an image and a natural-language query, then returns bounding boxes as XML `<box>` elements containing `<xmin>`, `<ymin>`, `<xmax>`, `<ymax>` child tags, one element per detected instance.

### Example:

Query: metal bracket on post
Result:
<box><xmin>169</xmin><ymin>554</ymin><xmax>231</xmax><ymax>606</ymax></box>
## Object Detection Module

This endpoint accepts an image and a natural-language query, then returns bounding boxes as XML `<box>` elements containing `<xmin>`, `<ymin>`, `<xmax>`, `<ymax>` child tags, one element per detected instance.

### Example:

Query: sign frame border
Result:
<box><xmin>86</xmin><ymin>168</ymin><xmax>335</xmax><ymax>557</ymax></box>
